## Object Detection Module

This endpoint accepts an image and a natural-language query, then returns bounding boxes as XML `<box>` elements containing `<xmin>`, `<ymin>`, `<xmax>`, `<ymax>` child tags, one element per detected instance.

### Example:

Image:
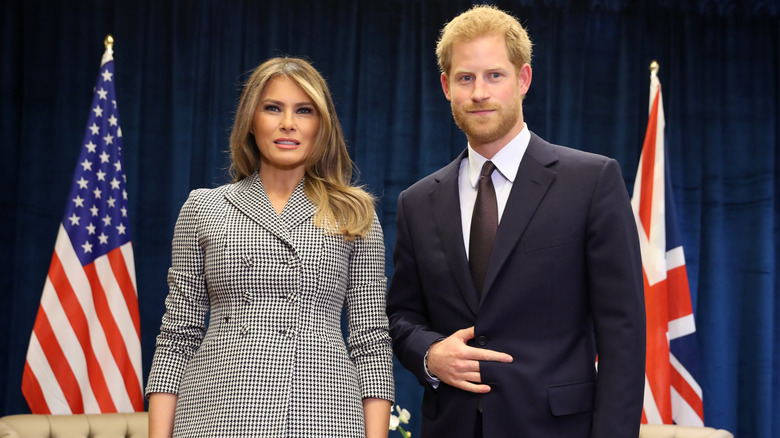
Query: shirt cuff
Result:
<box><xmin>423</xmin><ymin>339</ymin><xmax>444</xmax><ymax>389</ymax></box>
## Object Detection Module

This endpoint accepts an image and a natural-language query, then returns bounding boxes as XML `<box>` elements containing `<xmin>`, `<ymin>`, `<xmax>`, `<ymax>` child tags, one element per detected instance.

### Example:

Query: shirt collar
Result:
<box><xmin>467</xmin><ymin>124</ymin><xmax>530</xmax><ymax>188</ymax></box>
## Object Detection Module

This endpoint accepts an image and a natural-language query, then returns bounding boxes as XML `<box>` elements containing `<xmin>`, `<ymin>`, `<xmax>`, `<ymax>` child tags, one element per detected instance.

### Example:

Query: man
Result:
<box><xmin>386</xmin><ymin>5</ymin><xmax>645</xmax><ymax>437</ymax></box>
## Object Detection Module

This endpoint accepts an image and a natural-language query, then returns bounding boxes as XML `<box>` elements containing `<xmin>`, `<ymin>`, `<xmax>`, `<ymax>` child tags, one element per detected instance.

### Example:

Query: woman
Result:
<box><xmin>146</xmin><ymin>57</ymin><xmax>394</xmax><ymax>437</ymax></box>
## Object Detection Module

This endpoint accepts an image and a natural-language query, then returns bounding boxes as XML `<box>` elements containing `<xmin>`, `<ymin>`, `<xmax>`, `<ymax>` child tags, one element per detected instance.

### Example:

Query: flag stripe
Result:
<box><xmin>107</xmin><ymin>247</ymin><xmax>141</xmax><ymax>337</ymax></box>
<box><xmin>670</xmin><ymin>388</ymin><xmax>705</xmax><ymax>426</ymax></box>
<box><xmin>22</xmin><ymin>360</ymin><xmax>51</xmax><ymax>414</ymax></box>
<box><xmin>671</xmin><ymin>369</ymin><xmax>704</xmax><ymax>419</ymax></box>
<box><xmin>670</xmin><ymin>353</ymin><xmax>703</xmax><ymax>398</ymax></box>
<box><xmin>643</xmin><ymin>376</ymin><xmax>663</xmax><ymax>424</ymax></box>
<box><xmin>120</xmin><ymin>243</ymin><xmax>138</xmax><ymax>294</ymax></box>
<box><xmin>637</xmin><ymin>88</ymin><xmax>661</xmax><ymax>237</ymax></box>
<box><xmin>666</xmin><ymin>264</ymin><xmax>694</xmax><ymax>323</ymax></box>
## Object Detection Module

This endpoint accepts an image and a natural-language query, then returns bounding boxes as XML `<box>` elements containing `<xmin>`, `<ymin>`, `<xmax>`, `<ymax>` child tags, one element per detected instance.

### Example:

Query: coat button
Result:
<box><xmin>476</xmin><ymin>336</ymin><xmax>488</xmax><ymax>346</ymax></box>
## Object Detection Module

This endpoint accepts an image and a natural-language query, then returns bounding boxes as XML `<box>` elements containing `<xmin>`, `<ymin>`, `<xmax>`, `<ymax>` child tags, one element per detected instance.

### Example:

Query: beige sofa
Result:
<box><xmin>0</xmin><ymin>412</ymin><xmax>147</xmax><ymax>438</ymax></box>
<box><xmin>0</xmin><ymin>411</ymin><xmax>734</xmax><ymax>438</ymax></box>
<box><xmin>640</xmin><ymin>424</ymin><xmax>734</xmax><ymax>438</ymax></box>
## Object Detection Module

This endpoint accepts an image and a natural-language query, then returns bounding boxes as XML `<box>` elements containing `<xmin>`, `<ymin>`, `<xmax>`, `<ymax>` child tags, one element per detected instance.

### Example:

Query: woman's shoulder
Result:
<box><xmin>188</xmin><ymin>176</ymin><xmax>254</xmax><ymax>200</ymax></box>
<box><xmin>181</xmin><ymin>178</ymin><xmax>255</xmax><ymax>215</ymax></box>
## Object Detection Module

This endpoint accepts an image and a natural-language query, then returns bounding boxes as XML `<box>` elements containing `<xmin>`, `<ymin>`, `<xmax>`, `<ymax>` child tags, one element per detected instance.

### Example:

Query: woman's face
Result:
<box><xmin>251</xmin><ymin>75</ymin><xmax>320</xmax><ymax>176</ymax></box>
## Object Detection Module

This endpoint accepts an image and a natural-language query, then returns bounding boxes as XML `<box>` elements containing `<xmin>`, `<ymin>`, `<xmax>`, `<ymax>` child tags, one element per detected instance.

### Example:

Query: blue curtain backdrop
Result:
<box><xmin>2</xmin><ymin>0</ymin><xmax>779</xmax><ymax>436</ymax></box>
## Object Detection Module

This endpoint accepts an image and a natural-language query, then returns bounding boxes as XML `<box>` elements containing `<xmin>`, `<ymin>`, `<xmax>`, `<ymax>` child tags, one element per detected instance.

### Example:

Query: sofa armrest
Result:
<box><xmin>0</xmin><ymin>412</ymin><xmax>148</xmax><ymax>438</ymax></box>
<box><xmin>640</xmin><ymin>424</ymin><xmax>734</xmax><ymax>438</ymax></box>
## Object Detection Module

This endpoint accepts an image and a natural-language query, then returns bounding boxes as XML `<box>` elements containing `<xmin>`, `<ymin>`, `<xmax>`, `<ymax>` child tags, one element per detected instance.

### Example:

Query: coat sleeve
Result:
<box><xmin>345</xmin><ymin>212</ymin><xmax>395</xmax><ymax>402</ymax></box>
<box><xmin>386</xmin><ymin>190</ymin><xmax>447</xmax><ymax>384</ymax></box>
<box><xmin>586</xmin><ymin>159</ymin><xmax>646</xmax><ymax>437</ymax></box>
<box><xmin>145</xmin><ymin>189</ymin><xmax>209</xmax><ymax>397</ymax></box>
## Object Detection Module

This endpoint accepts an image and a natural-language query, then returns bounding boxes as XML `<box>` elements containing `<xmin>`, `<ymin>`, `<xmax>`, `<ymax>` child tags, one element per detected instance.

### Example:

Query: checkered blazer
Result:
<box><xmin>145</xmin><ymin>175</ymin><xmax>394</xmax><ymax>437</ymax></box>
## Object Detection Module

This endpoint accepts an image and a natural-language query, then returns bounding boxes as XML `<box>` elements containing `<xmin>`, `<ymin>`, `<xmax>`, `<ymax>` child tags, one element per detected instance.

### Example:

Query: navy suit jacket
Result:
<box><xmin>387</xmin><ymin>133</ymin><xmax>646</xmax><ymax>437</ymax></box>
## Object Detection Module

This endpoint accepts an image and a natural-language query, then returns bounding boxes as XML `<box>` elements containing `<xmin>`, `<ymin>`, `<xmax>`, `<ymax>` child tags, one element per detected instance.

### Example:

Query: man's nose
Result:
<box><xmin>471</xmin><ymin>76</ymin><xmax>489</xmax><ymax>102</ymax></box>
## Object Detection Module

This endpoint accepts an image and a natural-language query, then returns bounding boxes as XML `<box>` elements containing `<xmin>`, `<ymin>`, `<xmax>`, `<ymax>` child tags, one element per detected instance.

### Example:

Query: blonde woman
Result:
<box><xmin>146</xmin><ymin>57</ymin><xmax>393</xmax><ymax>438</ymax></box>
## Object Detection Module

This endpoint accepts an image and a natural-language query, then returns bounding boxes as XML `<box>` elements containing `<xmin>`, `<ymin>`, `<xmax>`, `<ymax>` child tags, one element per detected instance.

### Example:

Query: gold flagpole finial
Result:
<box><xmin>650</xmin><ymin>60</ymin><xmax>659</xmax><ymax>77</ymax></box>
<box><xmin>104</xmin><ymin>35</ymin><xmax>114</xmax><ymax>51</ymax></box>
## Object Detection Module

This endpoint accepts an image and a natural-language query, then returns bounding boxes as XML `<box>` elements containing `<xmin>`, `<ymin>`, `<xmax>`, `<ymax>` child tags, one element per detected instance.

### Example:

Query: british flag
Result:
<box><xmin>631</xmin><ymin>64</ymin><xmax>704</xmax><ymax>426</ymax></box>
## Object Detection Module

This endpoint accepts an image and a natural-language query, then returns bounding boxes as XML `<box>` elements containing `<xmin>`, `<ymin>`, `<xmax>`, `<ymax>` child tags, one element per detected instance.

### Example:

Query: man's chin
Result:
<box><xmin>461</xmin><ymin>125</ymin><xmax>504</xmax><ymax>145</ymax></box>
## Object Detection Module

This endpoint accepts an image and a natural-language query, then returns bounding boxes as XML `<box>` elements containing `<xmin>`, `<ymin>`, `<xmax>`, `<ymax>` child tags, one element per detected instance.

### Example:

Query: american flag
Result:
<box><xmin>631</xmin><ymin>65</ymin><xmax>704</xmax><ymax>426</ymax></box>
<box><xmin>21</xmin><ymin>40</ymin><xmax>144</xmax><ymax>414</ymax></box>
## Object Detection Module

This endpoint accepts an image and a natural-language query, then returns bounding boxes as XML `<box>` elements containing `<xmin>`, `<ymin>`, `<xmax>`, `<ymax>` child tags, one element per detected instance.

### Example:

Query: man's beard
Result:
<box><xmin>451</xmin><ymin>94</ymin><xmax>522</xmax><ymax>146</ymax></box>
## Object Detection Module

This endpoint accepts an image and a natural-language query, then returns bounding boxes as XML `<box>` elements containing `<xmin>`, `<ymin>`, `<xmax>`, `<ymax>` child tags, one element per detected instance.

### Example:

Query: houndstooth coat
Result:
<box><xmin>145</xmin><ymin>175</ymin><xmax>394</xmax><ymax>437</ymax></box>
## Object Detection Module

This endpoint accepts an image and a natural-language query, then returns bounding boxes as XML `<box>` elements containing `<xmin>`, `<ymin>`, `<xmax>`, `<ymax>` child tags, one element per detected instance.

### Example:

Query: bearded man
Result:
<box><xmin>386</xmin><ymin>5</ymin><xmax>646</xmax><ymax>437</ymax></box>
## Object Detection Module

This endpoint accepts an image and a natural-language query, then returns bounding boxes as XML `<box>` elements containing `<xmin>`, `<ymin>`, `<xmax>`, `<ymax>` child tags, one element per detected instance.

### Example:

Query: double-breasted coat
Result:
<box><xmin>146</xmin><ymin>175</ymin><xmax>394</xmax><ymax>437</ymax></box>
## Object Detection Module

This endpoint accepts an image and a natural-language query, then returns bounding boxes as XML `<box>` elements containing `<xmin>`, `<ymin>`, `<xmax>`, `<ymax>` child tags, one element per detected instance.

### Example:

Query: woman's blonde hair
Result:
<box><xmin>229</xmin><ymin>57</ymin><xmax>375</xmax><ymax>240</ymax></box>
<box><xmin>436</xmin><ymin>4</ymin><xmax>533</xmax><ymax>76</ymax></box>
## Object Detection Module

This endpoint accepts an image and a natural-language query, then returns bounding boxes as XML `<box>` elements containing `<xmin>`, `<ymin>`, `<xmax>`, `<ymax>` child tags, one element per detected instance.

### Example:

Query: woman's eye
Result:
<box><xmin>297</xmin><ymin>107</ymin><xmax>314</xmax><ymax>114</ymax></box>
<box><xmin>264</xmin><ymin>104</ymin><xmax>280</xmax><ymax>112</ymax></box>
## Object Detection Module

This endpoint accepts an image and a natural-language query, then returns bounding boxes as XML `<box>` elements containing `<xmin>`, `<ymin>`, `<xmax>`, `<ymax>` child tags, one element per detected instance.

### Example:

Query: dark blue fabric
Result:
<box><xmin>1</xmin><ymin>1</ymin><xmax>779</xmax><ymax>436</ymax></box>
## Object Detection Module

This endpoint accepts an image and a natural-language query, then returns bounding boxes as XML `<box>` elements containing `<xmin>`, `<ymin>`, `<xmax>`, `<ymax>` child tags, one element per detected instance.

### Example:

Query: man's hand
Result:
<box><xmin>427</xmin><ymin>326</ymin><xmax>513</xmax><ymax>393</ymax></box>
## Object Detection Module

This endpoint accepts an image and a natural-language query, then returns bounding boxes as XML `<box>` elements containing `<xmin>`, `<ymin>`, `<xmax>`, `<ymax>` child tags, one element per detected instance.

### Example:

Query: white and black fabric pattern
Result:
<box><xmin>145</xmin><ymin>174</ymin><xmax>394</xmax><ymax>437</ymax></box>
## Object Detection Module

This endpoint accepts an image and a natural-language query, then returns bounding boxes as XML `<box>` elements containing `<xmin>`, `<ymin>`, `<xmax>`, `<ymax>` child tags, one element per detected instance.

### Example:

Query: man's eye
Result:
<box><xmin>460</xmin><ymin>75</ymin><xmax>473</xmax><ymax>82</ymax></box>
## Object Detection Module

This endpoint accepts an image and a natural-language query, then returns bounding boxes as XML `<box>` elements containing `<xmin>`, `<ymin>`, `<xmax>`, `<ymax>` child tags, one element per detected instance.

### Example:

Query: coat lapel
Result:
<box><xmin>431</xmin><ymin>150</ymin><xmax>480</xmax><ymax>315</ymax></box>
<box><xmin>224</xmin><ymin>174</ymin><xmax>313</xmax><ymax>248</ymax></box>
<box><xmin>279</xmin><ymin>180</ymin><xmax>316</xmax><ymax>230</ymax></box>
<box><xmin>482</xmin><ymin>133</ymin><xmax>558</xmax><ymax>299</ymax></box>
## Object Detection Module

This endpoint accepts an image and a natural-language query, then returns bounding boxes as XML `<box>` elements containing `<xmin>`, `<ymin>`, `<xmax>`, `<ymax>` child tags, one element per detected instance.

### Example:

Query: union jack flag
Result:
<box><xmin>21</xmin><ymin>39</ymin><xmax>144</xmax><ymax>414</ymax></box>
<box><xmin>631</xmin><ymin>65</ymin><xmax>704</xmax><ymax>425</ymax></box>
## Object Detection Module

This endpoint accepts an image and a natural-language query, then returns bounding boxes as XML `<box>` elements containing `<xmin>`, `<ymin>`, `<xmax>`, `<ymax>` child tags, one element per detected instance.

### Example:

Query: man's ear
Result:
<box><xmin>441</xmin><ymin>73</ymin><xmax>452</xmax><ymax>101</ymax></box>
<box><xmin>518</xmin><ymin>63</ymin><xmax>532</xmax><ymax>96</ymax></box>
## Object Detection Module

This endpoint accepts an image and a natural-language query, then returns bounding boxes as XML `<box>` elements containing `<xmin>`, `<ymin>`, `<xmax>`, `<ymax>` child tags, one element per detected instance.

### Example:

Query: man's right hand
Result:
<box><xmin>427</xmin><ymin>326</ymin><xmax>513</xmax><ymax>393</ymax></box>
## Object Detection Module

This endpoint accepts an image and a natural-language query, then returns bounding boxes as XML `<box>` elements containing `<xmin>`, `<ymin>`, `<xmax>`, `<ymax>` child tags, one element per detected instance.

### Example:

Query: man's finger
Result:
<box><xmin>462</xmin><ymin>371</ymin><xmax>482</xmax><ymax>383</ymax></box>
<box><xmin>455</xmin><ymin>326</ymin><xmax>475</xmax><ymax>341</ymax></box>
<box><xmin>462</xmin><ymin>346</ymin><xmax>513</xmax><ymax>363</ymax></box>
<box><xmin>454</xmin><ymin>380</ymin><xmax>491</xmax><ymax>394</ymax></box>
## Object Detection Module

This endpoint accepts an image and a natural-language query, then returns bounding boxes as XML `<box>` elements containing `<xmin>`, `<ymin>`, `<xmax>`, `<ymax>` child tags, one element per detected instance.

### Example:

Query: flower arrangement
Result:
<box><xmin>389</xmin><ymin>404</ymin><xmax>411</xmax><ymax>438</ymax></box>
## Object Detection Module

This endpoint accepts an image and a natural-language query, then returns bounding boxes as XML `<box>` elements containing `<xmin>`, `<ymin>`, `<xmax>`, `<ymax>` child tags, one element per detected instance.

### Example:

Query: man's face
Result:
<box><xmin>441</xmin><ymin>34</ymin><xmax>531</xmax><ymax>151</ymax></box>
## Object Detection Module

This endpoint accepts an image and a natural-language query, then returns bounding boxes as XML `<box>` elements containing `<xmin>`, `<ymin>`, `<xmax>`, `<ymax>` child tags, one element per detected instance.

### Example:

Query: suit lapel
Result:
<box><xmin>482</xmin><ymin>133</ymin><xmax>558</xmax><ymax>299</ymax></box>
<box><xmin>431</xmin><ymin>150</ymin><xmax>480</xmax><ymax>315</ymax></box>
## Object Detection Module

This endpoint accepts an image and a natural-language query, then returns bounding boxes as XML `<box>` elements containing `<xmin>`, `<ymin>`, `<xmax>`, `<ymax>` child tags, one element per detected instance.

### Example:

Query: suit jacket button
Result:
<box><xmin>476</xmin><ymin>336</ymin><xmax>487</xmax><ymax>346</ymax></box>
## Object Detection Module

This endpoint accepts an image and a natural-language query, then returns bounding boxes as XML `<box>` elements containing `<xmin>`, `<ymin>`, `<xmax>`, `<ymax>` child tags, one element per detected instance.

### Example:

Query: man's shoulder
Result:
<box><xmin>400</xmin><ymin>153</ymin><xmax>464</xmax><ymax>198</ymax></box>
<box><xmin>528</xmin><ymin>132</ymin><xmax>614</xmax><ymax>171</ymax></box>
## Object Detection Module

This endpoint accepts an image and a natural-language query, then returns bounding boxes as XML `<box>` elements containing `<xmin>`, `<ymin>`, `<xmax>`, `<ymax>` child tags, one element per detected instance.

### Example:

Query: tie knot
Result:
<box><xmin>480</xmin><ymin>161</ymin><xmax>496</xmax><ymax>178</ymax></box>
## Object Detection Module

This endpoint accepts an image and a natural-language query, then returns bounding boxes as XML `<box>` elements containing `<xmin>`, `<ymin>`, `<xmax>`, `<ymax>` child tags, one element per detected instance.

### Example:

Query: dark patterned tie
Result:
<box><xmin>469</xmin><ymin>161</ymin><xmax>498</xmax><ymax>298</ymax></box>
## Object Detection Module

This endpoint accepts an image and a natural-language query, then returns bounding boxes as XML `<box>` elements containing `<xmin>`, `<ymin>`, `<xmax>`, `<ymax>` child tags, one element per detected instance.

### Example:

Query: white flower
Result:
<box><xmin>395</xmin><ymin>405</ymin><xmax>411</xmax><ymax>424</ymax></box>
<box><xmin>389</xmin><ymin>414</ymin><xmax>400</xmax><ymax>431</ymax></box>
<box><xmin>389</xmin><ymin>404</ymin><xmax>412</xmax><ymax>438</ymax></box>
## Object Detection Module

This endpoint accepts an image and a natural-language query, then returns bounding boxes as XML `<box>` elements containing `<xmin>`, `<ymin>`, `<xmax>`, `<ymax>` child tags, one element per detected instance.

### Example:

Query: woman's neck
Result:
<box><xmin>259</xmin><ymin>167</ymin><xmax>305</xmax><ymax>214</ymax></box>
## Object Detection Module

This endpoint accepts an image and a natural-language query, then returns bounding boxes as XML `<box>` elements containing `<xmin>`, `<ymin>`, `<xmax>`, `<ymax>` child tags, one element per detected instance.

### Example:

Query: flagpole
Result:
<box><xmin>104</xmin><ymin>35</ymin><xmax>113</xmax><ymax>51</ymax></box>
